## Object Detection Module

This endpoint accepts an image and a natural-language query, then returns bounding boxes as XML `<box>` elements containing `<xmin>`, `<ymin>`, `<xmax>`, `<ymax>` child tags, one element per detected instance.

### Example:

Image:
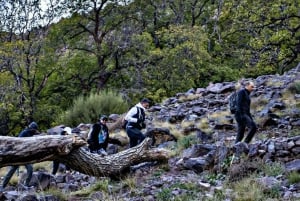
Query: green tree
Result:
<box><xmin>219</xmin><ymin>0</ymin><xmax>300</xmax><ymax>76</ymax></box>
<box><xmin>0</xmin><ymin>0</ymin><xmax>65</xmax><ymax>134</ymax></box>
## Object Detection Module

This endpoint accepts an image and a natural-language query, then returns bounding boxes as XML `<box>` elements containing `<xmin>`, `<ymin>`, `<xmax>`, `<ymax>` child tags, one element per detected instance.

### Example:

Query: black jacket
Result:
<box><xmin>18</xmin><ymin>128</ymin><xmax>36</xmax><ymax>137</ymax></box>
<box><xmin>236</xmin><ymin>88</ymin><xmax>251</xmax><ymax>115</ymax></box>
<box><xmin>88</xmin><ymin>122</ymin><xmax>109</xmax><ymax>151</ymax></box>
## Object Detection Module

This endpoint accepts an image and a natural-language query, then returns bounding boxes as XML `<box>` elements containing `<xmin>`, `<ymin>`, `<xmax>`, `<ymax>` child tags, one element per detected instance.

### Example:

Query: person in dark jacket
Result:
<box><xmin>234</xmin><ymin>81</ymin><xmax>257</xmax><ymax>144</ymax></box>
<box><xmin>1</xmin><ymin>122</ymin><xmax>39</xmax><ymax>190</ymax></box>
<box><xmin>125</xmin><ymin>98</ymin><xmax>150</xmax><ymax>148</ymax></box>
<box><xmin>87</xmin><ymin>115</ymin><xmax>109</xmax><ymax>155</ymax></box>
<box><xmin>52</xmin><ymin>127</ymin><xmax>72</xmax><ymax>175</ymax></box>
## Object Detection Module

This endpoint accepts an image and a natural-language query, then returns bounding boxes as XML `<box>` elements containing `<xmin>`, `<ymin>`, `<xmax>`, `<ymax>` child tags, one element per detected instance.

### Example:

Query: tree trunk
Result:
<box><xmin>0</xmin><ymin>135</ymin><xmax>171</xmax><ymax>178</ymax></box>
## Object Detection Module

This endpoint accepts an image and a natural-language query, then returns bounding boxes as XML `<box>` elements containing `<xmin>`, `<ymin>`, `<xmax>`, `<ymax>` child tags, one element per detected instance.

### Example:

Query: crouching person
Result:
<box><xmin>87</xmin><ymin>115</ymin><xmax>109</xmax><ymax>156</ymax></box>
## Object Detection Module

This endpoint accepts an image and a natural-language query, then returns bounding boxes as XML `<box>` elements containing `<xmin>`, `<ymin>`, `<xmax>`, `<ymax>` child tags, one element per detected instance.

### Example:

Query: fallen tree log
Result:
<box><xmin>0</xmin><ymin>135</ymin><xmax>171</xmax><ymax>178</ymax></box>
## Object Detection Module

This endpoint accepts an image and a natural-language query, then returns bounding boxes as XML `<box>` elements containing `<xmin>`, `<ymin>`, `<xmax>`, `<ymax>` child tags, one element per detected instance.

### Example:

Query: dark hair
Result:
<box><xmin>100</xmin><ymin>115</ymin><xmax>108</xmax><ymax>121</ymax></box>
<box><xmin>140</xmin><ymin>98</ymin><xmax>151</xmax><ymax>104</ymax></box>
<box><xmin>29</xmin><ymin>122</ymin><xmax>38</xmax><ymax>130</ymax></box>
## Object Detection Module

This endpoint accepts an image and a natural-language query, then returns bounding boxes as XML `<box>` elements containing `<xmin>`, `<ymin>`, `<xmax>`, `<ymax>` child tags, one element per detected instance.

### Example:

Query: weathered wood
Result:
<box><xmin>0</xmin><ymin>135</ymin><xmax>171</xmax><ymax>178</ymax></box>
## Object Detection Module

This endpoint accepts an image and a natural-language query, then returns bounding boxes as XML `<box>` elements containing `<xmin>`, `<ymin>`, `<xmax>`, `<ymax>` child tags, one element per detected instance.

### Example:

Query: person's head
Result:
<box><xmin>28</xmin><ymin>121</ymin><xmax>38</xmax><ymax>130</ymax></box>
<box><xmin>100</xmin><ymin>115</ymin><xmax>108</xmax><ymax>124</ymax></box>
<box><xmin>140</xmin><ymin>98</ymin><xmax>151</xmax><ymax>109</ymax></box>
<box><xmin>245</xmin><ymin>81</ymin><xmax>255</xmax><ymax>92</ymax></box>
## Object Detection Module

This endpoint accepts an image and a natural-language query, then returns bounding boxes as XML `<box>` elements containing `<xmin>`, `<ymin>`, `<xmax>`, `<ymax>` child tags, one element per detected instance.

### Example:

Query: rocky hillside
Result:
<box><xmin>0</xmin><ymin>66</ymin><xmax>299</xmax><ymax>201</ymax></box>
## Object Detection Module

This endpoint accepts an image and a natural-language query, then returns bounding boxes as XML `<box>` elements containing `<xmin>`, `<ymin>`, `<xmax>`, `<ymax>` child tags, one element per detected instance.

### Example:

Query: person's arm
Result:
<box><xmin>125</xmin><ymin>107</ymin><xmax>138</xmax><ymax>123</ymax></box>
<box><xmin>236</xmin><ymin>89</ymin><xmax>245</xmax><ymax>113</ymax></box>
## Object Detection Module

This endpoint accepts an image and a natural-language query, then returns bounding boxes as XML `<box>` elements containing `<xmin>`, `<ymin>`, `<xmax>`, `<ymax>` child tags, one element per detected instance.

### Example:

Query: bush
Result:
<box><xmin>57</xmin><ymin>90</ymin><xmax>129</xmax><ymax>126</ymax></box>
<box><xmin>288</xmin><ymin>81</ymin><xmax>300</xmax><ymax>94</ymax></box>
<box><xmin>261</xmin><ymin>161</ymin><xmax>285</xmax><ymax>177</ymax></box>
<box><xmin>287</xmin><ymin>171</ymin><xmax>300</xmax><ymax>185</ymax></box>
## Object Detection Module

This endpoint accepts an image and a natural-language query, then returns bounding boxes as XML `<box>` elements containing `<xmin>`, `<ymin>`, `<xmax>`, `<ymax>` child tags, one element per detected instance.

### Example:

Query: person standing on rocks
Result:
<box><xmin>234</xmin><ymin>81</ymin><xmax>257</xmax><ymax>144</ymax></box>
<box><xmin>124</xmin><ymin>98</ymin><xmax>150</xmax><ymax>148</ymax></box>
<box><xmin>1</xmin><ymin>122</ymin><xmax>39</xmax><ymax>190</ymax></box>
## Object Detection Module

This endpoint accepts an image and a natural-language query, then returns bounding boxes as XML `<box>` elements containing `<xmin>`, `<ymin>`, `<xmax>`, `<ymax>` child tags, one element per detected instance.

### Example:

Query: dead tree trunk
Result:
<box><xmin>0</xmin><ymin>135</ymin><xmax>171</xmax><ymax>178</ymax></box>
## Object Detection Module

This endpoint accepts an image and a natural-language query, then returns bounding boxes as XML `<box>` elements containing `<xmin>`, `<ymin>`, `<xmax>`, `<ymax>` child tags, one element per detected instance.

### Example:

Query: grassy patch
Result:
<box><xmin>227</xmin><ymin>176</ymin><xmax>265</xmax><ymax>201</ymax></box>
<box><xmin>156</xmin><ymin>188</ymin><xmax>172</xmax><ymax>201</ymax></box>
<box><xmin>39</xmin><ymin>187</ymin><xmax>68</xmax><ymax>201</ymax></box>
<box><xmin>288</xmin><ymin>129</ymin><xmax>300</xmax><ymax>137</ymax></box>
<box><xmin>287</xmin><ymin>171</ymin><xmax>300</xmax><ymax>185</ymax></box>
<box><xmin>121</xmin><ymin>176</ymin><xmax>137</xmax><ymax>192</ymax></box>
<box><xmin>176</xmin><ymin>134</ymin><xmax>197</xmax><ymax>151</ymax></box>
<box><xmin>260</xmin><ymin>162</ymin><xmax>285</xmax><ymax>177</ymax></box>
<box><xmin>71</xmin><ymin>179</ymin><xmax>110</xmax><ymax>197</ymax></box>
<box><xmin>250</xmin><ymin>96</ymin><xmax>269</xmax><ymax>112</ymax></box>
<box><xmin>34</xmin><ymin>161</ymin><xmax>52</xmax><ymax>172</ymax></box>
<box><xmin>288</xmin><ymin>81</ymin><xmax>300</xmax><ymax>94</ymax></box>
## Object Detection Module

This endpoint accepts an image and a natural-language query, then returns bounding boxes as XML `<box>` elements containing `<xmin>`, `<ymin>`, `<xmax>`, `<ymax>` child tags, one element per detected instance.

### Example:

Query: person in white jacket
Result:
<box><xmin>124</xmin><ymin>98</ymin><xmax>150</xmax><ymax>148</ymax></box>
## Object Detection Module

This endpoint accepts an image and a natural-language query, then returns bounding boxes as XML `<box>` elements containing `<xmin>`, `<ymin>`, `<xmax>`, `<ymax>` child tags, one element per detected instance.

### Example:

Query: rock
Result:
<box><xmin>285</xmin><ymin>159</ymin><xmax>300</xmax><ymax>172</ymax></box>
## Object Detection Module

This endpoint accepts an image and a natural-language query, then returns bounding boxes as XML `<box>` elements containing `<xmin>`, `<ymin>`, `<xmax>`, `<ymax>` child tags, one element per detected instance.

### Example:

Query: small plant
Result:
<box><xmin>121</xmin><ymin>176</ymin><xmax>137</xmax><ymax>192</ymax></box>
<box><xmin>176</xmin><ymin>134</ymin><xmax>197</xmax><ymax>151</ymax></box>
<box><xmin>264</xmin><ymin>184</ymin><xmax>281</xmax><ymax>199</ymax></box>
<box><xmin>205</xmin><ymin>173</ymin><xmax>226</xmax><ymax>185</ymax></box>
<box><xmin>156</xmin><ymin>188</ymin><xmax>172</xmax><ymax>201</ymax></box>
<box><xmin>288</xmin><ymin>129</ymin><xmax>300</xmax><ymax>137</ymax></box>
<box><xmin>288</xmin><ymin>81</ymin><xmax>300</xmax><ymax>94</ymax></box>
<box><xmin>261</xmin><ymin>161</ymin><xmax>285</xmax><ymax>177</ymax></box>
<box><xmin>171</xmin><ymin>182</ymin><xmax>198</xmax><ymax>191</ymax></box>
<box><xmin>287</xmin><ymin>171</ymin><xmax>300</xmax><ymax>185</ymax></box>
<box><xmin>92</xmin><ymin>179</ymin><xmax>110</xmax><ymax>192</ymax></box>
<box><xmin>39</xmin><ymin>187</ymin><xmax>68</xmax><ymax>201</ymax></box>
<box><xmin>228</xmin><ymin>176</ymin><xmax>265</xmax><ymax>201</ymax></box>
<box><xmin>152</xmin><ymin>169</ymin><xmax>165</xmax><ymax>177</ymax></box>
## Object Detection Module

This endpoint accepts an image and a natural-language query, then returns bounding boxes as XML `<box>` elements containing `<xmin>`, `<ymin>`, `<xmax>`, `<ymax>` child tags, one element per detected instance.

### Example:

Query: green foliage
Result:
<box><xmin>228</xmin><ymin>176</ymin><xmax>265</xmax><ymax>201</ymax></box>
<box><xmin>205</xmin><ymin>173</ymin><xmax>226</xmax><ymax>185</ymax></box>
<box><xmin>39</xmin><ymin>187</ymin><xmax>68</xmax><ymax>201</ymax></box>
<box><xmin>91</xmin><ymin>179</ymin><xmax>110</xmax><ymax>193</ymax></box>
<box><xmin>176</xmin><ymin>134</ymin><xmax>197</xmax><ymax>151</ymax></box>
<box><xmin>288</xmin><ymin>129</ymin><xmax>300</xmax><ymax>137</ymax></box>
<box><xmin>220</xmin><ymin>0</ymin><xmax>299</xmax><ymax>75</ymax></box>
<box><xmin>156</xmin><ymin>188</ymin><xmax>172</xmax><ymax>201</ymax></box>
<box><xmin>288</xmin><ymin>81</ymin><xmax>300</xmax><ymax>94</ymax></box>
<box><xmin>58</xmin><ymin>90</ymin><xmax>129</xmax><ymax>126</ymax></box>
<box><xmin>261</xmin><ymin>162</ymin><xmax>285</xmax><ymax>177</ymax></box>
<box><xmin>0</xmin><ymin>0</ymin><xmax>299</xmax><ymax>131</ymax></box>
<box><xmin>287</xmin><ymin>171</ymin><xmax>300</xmax><ymax>185</ymax></box>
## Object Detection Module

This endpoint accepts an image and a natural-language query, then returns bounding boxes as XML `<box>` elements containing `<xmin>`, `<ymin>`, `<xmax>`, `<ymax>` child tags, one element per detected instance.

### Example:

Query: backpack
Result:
<box><xmin>229</xmin><ymin>91</ymin><xmax>238</xmax><ymax>114</ymax></box>
<box><xmin>121</xmin><ymin>119</ymin><xmax>128</xmax><ymax>129</ymax></box>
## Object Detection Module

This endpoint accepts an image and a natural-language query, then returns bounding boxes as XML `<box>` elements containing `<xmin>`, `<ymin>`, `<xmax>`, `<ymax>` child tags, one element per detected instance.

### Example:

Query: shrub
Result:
<box><xmin>287</xmin><ymin>171</ymin><xmax>300</xmax><ymax>185</ymax></box>
<box><xmin>228</xmin><ymin>176</ymin><xmax>265</xmax><ymax>201</ymax></box>
<box><xmin>57</xmin><ymin>90</ymin><xmax>129</xmax><ymax>126</ymax></box>
<box><xmin>156</xmin><ymin>188</ymin><xmax>172</xmax><ymax>201</ymax></box>
<box><xmin>176</xmin><ymin>134</ymin><xmax>197</xmax><ymax>151</ymax></box>
<box><xmin>261</xmin><ymin>162</ymin><xmax>285</xmax><ymax>177</ymax></box>
<box><xmin>288</xmin><ymin>81</ymin><xmax>300</xmax><ymax>94</ymax></box>
<box><xmin>39</xmin><ymin>187</ymin><xmax>68</xmax><ymax>201</ymax></box>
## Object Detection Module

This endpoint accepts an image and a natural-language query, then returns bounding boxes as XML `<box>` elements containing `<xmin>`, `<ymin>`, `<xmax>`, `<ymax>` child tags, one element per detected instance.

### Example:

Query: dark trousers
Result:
<box><xmin>126</xmin><ymin>127</ymin><xmax>145</xmax><ymax>148</ymax></box>
<box><xmin>88</xmin><ymin>142</ymin><xmax>108</xmax><ymax>153</ymax></box>
<box><xmin>2</xmin><ymin>164</ymin><xmax>33</xmax><ymax>188</ymax></box>
<box><xmin>52</xmin><ymin>161</ymin><xmax>71</xmax><ymax>175</ymax></box>
<box><xmin>235</xmin><ymin>113</ymin><xmax>257</xmax><ymax>143</ymax></box>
